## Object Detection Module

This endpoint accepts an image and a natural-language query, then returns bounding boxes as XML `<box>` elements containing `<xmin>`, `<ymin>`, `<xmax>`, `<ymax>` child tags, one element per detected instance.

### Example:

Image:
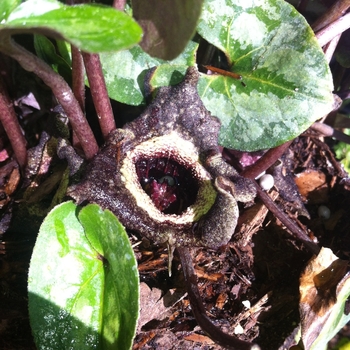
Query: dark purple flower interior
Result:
<box><xmin>136</xmin><ymin>157</ymin><xmax>199</xmax><ymax>214</ymax></box>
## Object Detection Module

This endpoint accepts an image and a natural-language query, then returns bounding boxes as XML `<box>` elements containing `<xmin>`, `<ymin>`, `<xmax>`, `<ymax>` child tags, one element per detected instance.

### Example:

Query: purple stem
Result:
<box><xmin>241</xmin><ymin>140</ymin><xmax>293</xmax><ymax>180</ymax></box>
<box><xmin>254</xmin><ymin>185</ymin><xmax>320</xmax><ymax>255</ymax></box>
<box><xmin>177</xmin><ymin>246</ymin><xmax>261</xmax><ymax>350</ymax></box>
<box><xmin>82</xmin><ymin>52</ymin><xmax>116</xmax><ymax>139</ymax></box>
<box><xmin>0</xmin><ymin>74</ymin><xmax>27</xmax><ymax>168</ymax></box>
<box><xmin>312</xmin><ymin>0</ymin><xmax>350</xmax><ymax>32</ymax></box>
<box><xmin>316</xmin><ymin>12</ymin><xmax>350</xmax><ymax>47</ymax></box>
<box><xmin>311</xmin><ymin>122</ymin><xmax>350</xmax><ymax>144</ymax></box>
<box><xmin>71</xmin><ymin>46</ymin><xmax>85</xmax><ymax>113</ymax></box>
<box><xmin>240</xmin><ymin>139</ymin><xmax>321</xmax><ymax>254</ymax></box>
<box><xmin>71</xmin><ymin>45</ymin><xmax>86</xmax><ymax>149</ymax></box>
<box><xmin>0</xmin><ymin>35</ymin><xmax>99</xmax><ymax>160</ymax></box>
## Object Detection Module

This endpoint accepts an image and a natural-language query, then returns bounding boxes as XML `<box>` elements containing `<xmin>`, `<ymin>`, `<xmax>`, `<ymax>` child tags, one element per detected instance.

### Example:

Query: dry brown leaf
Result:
<box><xmin>183</xmin><ymin>333</ymin><xmax>216</xmax><ymax>345</ymax></box>
<box><xmin>294</xmin><ymin>170</ymin><xmax>329</xmax><ymax>204</ymax></box>
<box><xmin>299</xmin><ymin>247</ymin><xmax>349</xmax><ymax>349</ymax></box>
<box><xmin>137</xmin><ymin>282</ymin><xmax>185</xmax><ymax>332</ymax></box>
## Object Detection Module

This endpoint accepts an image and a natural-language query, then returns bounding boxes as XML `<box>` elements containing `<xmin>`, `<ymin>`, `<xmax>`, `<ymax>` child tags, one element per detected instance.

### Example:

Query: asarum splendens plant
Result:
<box><xmin>68</xmin><ymin>67</ymin><xmax>256</xmax><ymax>250</ymax></box>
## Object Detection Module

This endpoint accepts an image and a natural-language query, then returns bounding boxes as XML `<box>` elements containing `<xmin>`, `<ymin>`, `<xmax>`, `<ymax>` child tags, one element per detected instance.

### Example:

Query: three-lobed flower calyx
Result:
<box><xmin>68</xmin><ymin>67</ymin><xmax>256</xmax><ymax>249</ymax></box>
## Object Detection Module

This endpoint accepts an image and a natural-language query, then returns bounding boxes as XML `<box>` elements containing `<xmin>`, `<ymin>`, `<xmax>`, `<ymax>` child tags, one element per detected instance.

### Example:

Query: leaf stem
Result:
<box><xmin>312</xmin><ymin>0</ymin><xmax>350</xmax><ymax>32</ymax></box>
<box><xmin>82</xmin><ymin>52</ymin><xmax>116</xmax><ymax>139</ymax></box>
<box><xmin>323</xmin><ymin>34</ymin><xmax>341</xmax><ymax>63</ymax></box>
<box><xmin>71</xmin><ymin>45</ymin><xmax>86</xmax><ymax>149</ymax></box>
<box><xmin>0</xmin><ymin>74</ymin><xmax>27</xmax><ymax>168</ymax></box>
<box><xmin>0</xmin><ymin>35</ymin><xmax>99</xmax><ymax>160</ymax></box>
<box><xmin>240</xmin><ymin>140</ymin><xmax>320</xmax><ymax>254</ymax></box>
<box><xmin>71</xmin><ymin>46</ymin><xmax>85</xmax><ymax>113</ymax></box>
<box><xmin>311</xmin><ymin>121</ymin><xmax>350</xmax><ymax>144</ymax></box>
<box><xmin>315</xmin><ymin>12</ymin><xmax>350</xmax><ymax>47</ymax></box>
<box><xmin>177</xmin><ymin>246</ymin><xmax>261</xmax><ymax>350</ymax></box>
<box><xmin>240</xmin><ymin>140</ymin><xmax>293</xmax><ymax>180</ymax></box>
<box><xmin>254</xmin><ymin>184</ymin><xmax>320</xmax><ymax>255</ymax></box>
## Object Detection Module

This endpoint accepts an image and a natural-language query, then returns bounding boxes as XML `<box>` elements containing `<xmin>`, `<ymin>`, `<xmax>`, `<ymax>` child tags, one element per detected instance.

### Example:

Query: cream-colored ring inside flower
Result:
<box><xmin>120</xmin><ymin>132</ymin><xmax>217</xmax><ymax>225</ymax></box>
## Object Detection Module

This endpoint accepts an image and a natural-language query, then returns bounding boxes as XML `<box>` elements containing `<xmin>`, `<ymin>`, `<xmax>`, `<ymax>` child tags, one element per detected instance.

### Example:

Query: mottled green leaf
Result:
<box><xmin>132</xmin><ymin>0</ymin><xmax>203</xmax><ymax>60</ymax></box>
<box><xmin>28</xmin><ymin>202</ymin><xmax>139</xmax><ymax>350</ymax></box>
<box><xmin>2</xmin><ymin>0</ymin><xmax>142</xmax><ymax>53</ymax></box>
<box><xmin>100</xmin><ymin>41</ymin><xmax>198</xmax><ymax>105</ymax></box>
<box><xmin>197</xmin><ymin>0</ymin><xmax>334</xmax><ymax>151</ymax></box>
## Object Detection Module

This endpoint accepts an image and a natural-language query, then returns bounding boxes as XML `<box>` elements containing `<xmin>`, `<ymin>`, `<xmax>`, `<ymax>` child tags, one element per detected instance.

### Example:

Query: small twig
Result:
<box><xmin>240</xmin><ymin>140</ymin><xmax>293</xmax><ymax>180</ymax></box>
<box><xmin>254</xmin><ymin>185</ymin><xmax>320</xmax><ymax>255</ymax></box>
<box><xmin>312</xmin><ymin>0</ymin><xmax>350</xmax><ymax>32</ymax></box>
<box><xmin>177</xmin><ymin>246</ymin><xmax>261</xmax><ymax>350</ymax></box>
<box><xmin>82</xmin><ymin>52</ymin><xmax>116</xmax><ymax>139</ymax></box>
<box><xmin>311</xmin><ymin>122</ymin><xmax>350</xmax><ymax>144</ymax></box>
<box><xmin>316</xmin><ymin>12</ymin><xmax>350</xmax><ymax>47</ymax></box>
<box><xmin>0</xmin><ymin>74</ymin><xmax>27</xmax><ymax>168</ymax></box>
<box><xmin>0</xmin><ymin>34</ymin><xmax>99</xmax><ymax>160</ymax></box>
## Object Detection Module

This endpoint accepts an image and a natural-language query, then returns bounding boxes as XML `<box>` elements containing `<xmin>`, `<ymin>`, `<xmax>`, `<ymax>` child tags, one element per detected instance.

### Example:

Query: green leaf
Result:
<box><xmin>78</xmin><ymin>204</ymin><xmax>139</xmax><ymax>349</ymax></box>
<box><xmin>99</xmin><ymin>40</ymin><xmax>198</xmax><ymax>105</ymax></box>
<box><xmin>197</xmin><ymin>0</ymin><xmax>334</xmax><ymax>151</ymax></box>
<box><xmin>2</xmin><ymin>0</ymin><xmax>142</xmax><ymax>53</ymax></box>
<box><xmin>0</xmin><ymin>0</ymin><xmax>21</xmax><ymax>22</ymax></box>
<box><xmin>34</xmin><ymin>35</ymin><xmax>72</xmax><ymax>83</ymax></box>
<box><xmin>132</xmin><ymin>0</ymin><xmax>203</xmax><ymax>60</ymax></box>
<box><xmin>28</xmin><ymin>202</ymin><xmax>139</xmax><ymax>350</ymax></box>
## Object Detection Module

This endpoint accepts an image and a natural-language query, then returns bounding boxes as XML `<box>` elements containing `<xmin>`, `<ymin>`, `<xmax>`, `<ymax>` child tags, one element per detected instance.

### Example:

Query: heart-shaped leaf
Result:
<box><xmin>97</xmin><ymin>0</ymin><xmax>334</xmax><ymax>151</ymax></box>
<box><xmin>28</xmin><ymin>202</ymin><xmax>139</xmax><ymax>350</ymax></box>
<box><xmin>2</xmin><ymin>0</ymin><xmax>142</xmax><ymax>53</ymax></box>
<box><xmin>196</xmin><ymin>0</ymin><xmax>334</xmax><ymax>151</ymax></box>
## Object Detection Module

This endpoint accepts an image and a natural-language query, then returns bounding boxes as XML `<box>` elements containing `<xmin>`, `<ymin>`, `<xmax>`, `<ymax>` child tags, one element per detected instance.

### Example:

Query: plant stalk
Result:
<box><xmin>241</xmin><ymin>140</ymin><xmax>293</xmax><ymax>180</ymax></box>
<box><xmin>177</xmin><ymin>246</ymin><xmax>261</xmax><ymax>350</ymax></box>
<box><xmin>312</xmin><ymin>0</ymin><xmax>350</xmax><ymax>31</ymax></box>
<box><xmin>254</xmin><ymin>184</ymin><xmax>320</xmax><ymax>255</ymax></box>
<box><xmin>0</xmin><ymin>74</ymin><xmax>27</xmax><ymax>168</ymax></box>
<box><xmin>71</xmin><ymin>46</ymin><xmax>85</xmax><ymax>113</ymax></box>
<box><xmin>311</xmin><ymin>122</ymin><xmax>350</xmax><ymax>144</ymax></box>
<box><xmin>82</xmin><ymin>52</ymin><xmax>116</xmax><ymax>139</ymax></box>
<box><xmin>240</xmin><ymin>140</ymin><xmax>321</xmax><ymax>254</ymax></box>
<box><xmin>316</xmin><ymin>12</ymin><xmax>350</xmax><ymax>47</ymax></box>
<box><xmin>0</xmin><ymin>34</ymin><xmax>99</xmax><ymax>160</ymax></box>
